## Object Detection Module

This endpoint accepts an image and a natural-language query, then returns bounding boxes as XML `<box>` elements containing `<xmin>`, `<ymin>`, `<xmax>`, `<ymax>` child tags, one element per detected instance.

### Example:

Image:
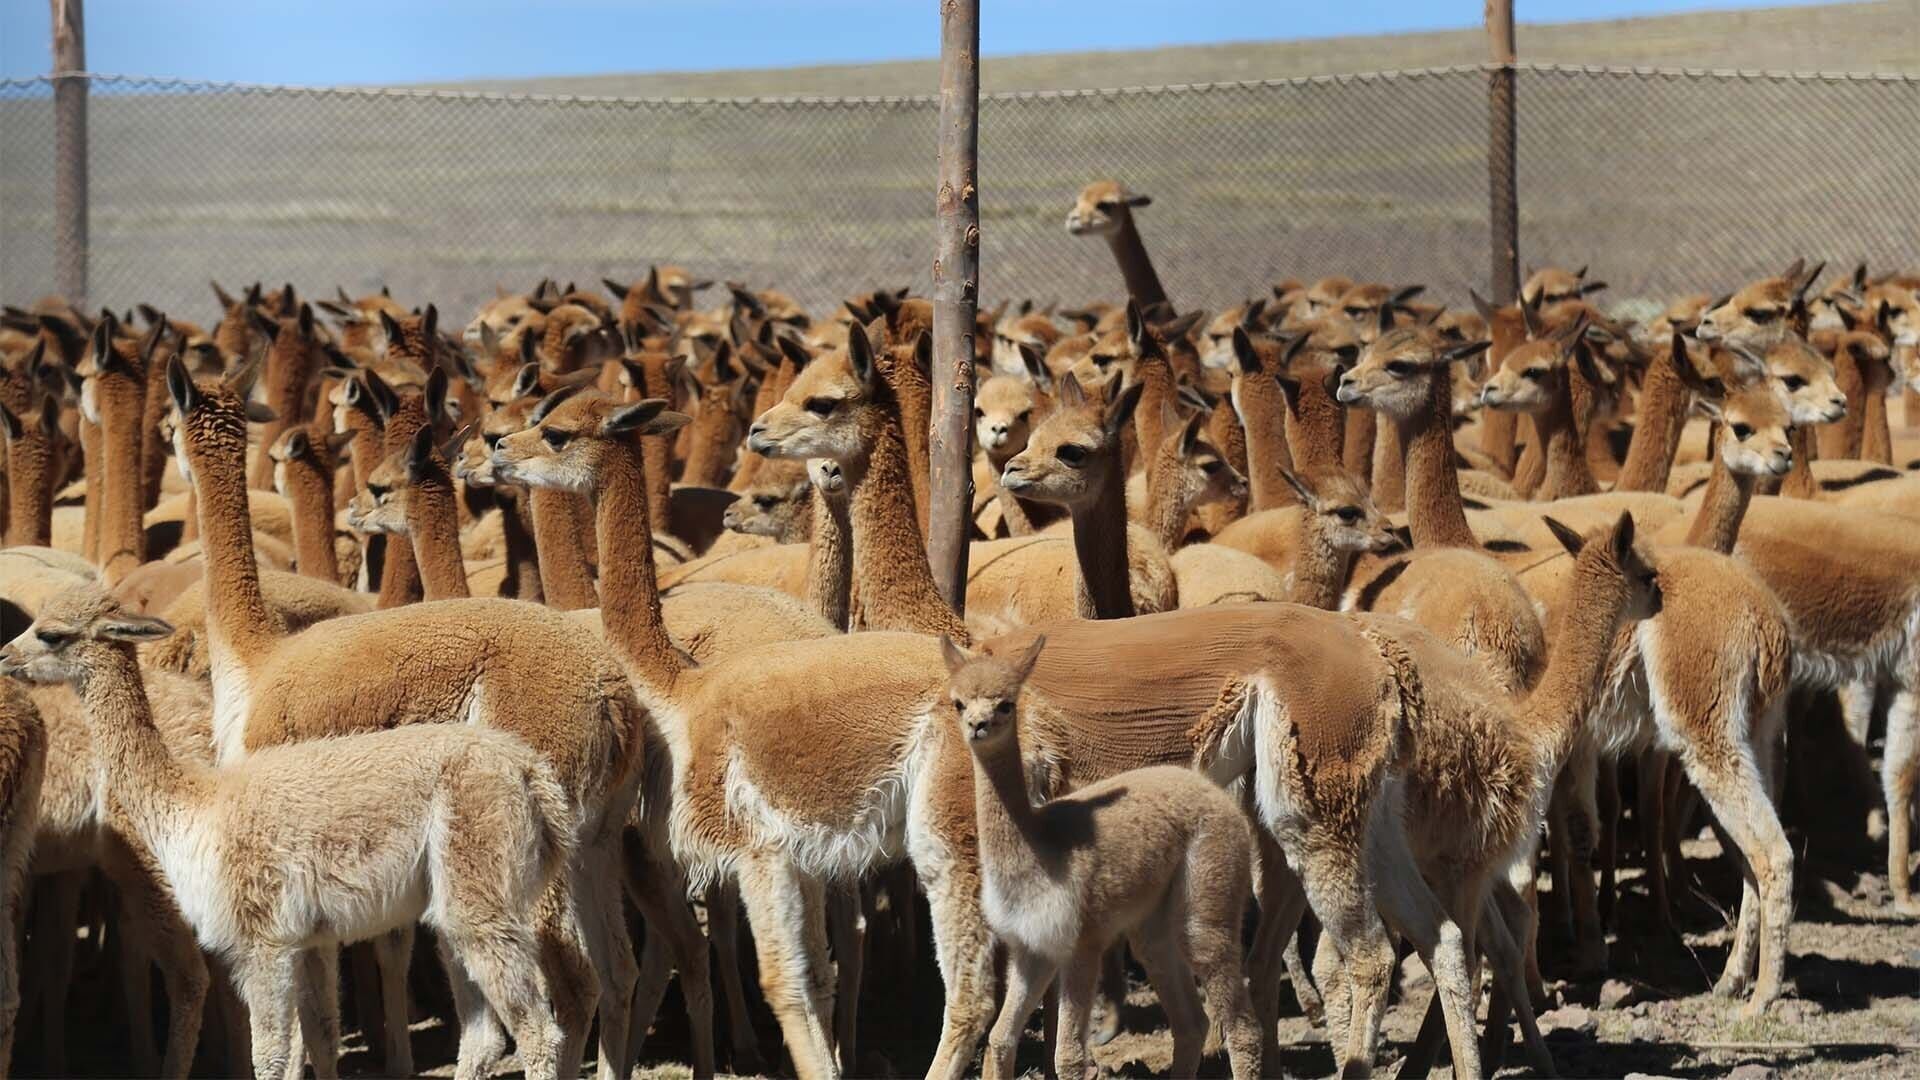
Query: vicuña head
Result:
<box><xmin>998</xmin><ymin>372</ymin><xmax>1142</xmax><ymax>510</ymax></box>
<box><xmin>745</xmin><ymin>328</ymin><xmax>889</xmax><ymax>465</ymax></box>
<box><xmin>940</xmin><ymin>633</ymin><xmax>1045</xmax><ymax>748</ymax></box>
<box><xmin>1334</xmin><ymin>326</ymin><xmax>1491</xmax><ymax>419</ymax></box>
<box><xmin>1542</xmin><ymin>510</ymin><xmax>1663</xmax><ymax>624</ymax></box>
<box><xmin>1666</xmin><ymin>335</ymin><xmax>1795</xmax><ymax>478</ymax></box>
<box><xmin>0</xmin><ymin>583</ymin><xmax>173</xmax><ymax>686</ymax></box>
<box><xmin>1064</xmin><ymin>180</ymin><xmax>1150</xmax><ymax>237</ymax></box>
<box><xmin>1281</xmin><ymin>466</ymin><xmax>1400</xmax><ymax>555</ymax></box>
<box><xmin>1477</xmin><ymin>311</ymin><xmax>1599</xmax><ymax>413</ymax></box>
<box><xmin>1694</xmin><ymin>258</ymin><xmax>1823</xmax><ymax>349</ymax></box>
<box><xmin>490</xmin><ymin>389</ymin><xmax>690</xmax><ymax>493</ymax></box>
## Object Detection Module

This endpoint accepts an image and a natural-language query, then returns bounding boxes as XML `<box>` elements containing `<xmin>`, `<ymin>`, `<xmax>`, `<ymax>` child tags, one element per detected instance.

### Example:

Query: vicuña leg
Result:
<box><xmin>735</xmin><ymin>852</ymin><xmax>838</xmax><ymax>1080</ymax></box>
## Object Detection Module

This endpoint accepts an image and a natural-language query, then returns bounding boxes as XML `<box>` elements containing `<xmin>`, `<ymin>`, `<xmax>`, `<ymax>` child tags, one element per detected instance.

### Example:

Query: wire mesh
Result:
<box><xmin>0</xmin><ymin>65</ymin><xmax>1915</xmax><ymax>325</ymax></box>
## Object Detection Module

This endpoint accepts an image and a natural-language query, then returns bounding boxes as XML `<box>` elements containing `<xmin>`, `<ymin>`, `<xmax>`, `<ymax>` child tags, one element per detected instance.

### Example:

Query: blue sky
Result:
<box><xmin>1</xmin><ymin>1</ymin><xmax>1821</xmax><ymax>85</ymax></box>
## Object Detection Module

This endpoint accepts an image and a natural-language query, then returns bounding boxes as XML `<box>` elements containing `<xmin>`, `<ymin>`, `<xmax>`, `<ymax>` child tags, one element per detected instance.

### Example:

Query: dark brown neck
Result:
<box><xmin>1480</xmin><ymin>408</ymin><xmax>1519</xmax><ymax>478</ymax></box>
<box><xmin>849</xmin><ymin>414</ymin><xmax>968</xmax><ymax>640</ymax></box>
<box><xmin>406</xmin><ymin>472</ymin><xmax>470</xmax><ymax>601</ymax></box>
<box><xmin>679</xmin><ymin>400</ymin><xmax>736</xmax><ymax>488</ymax></box>
<box><xmin>1398</xmin><ymin>374</ymin><xmax>1479</xmax><ymax>549</ymax></box>
<box><xmin>1613</xmin><ymin>349</ymin><xmax>1688</xmax><ymax>491</ymax></box>
<box><xmin>529</xmin><ymin>488</ymin><xmax>599</xmax><ymax>610</ymax></box>
<box><xmin>1105</xmin><ymin>217</ymin><xmax>1169</xmax><ymax>310</ymax></box>
<box><xmin>1071</xmin><ymin>462</ymin><xmax>1137</xmax><ymax>620</ymax></box>
<box><xmin>595</xmin><ymin>438</ymin><xmax>688</xmax><ymax>689</ymax></box>
<box><xmin>285</xmin><ymin>457</ymin><xmax>339</xmax><ymax>583</ymax></box>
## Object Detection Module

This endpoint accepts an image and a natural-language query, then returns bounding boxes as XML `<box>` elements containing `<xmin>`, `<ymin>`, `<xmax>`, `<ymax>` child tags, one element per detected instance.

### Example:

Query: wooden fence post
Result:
<box><xmin>928</xmin><ymin>0</ymin><xmax>980</xmax><ymax>613</ymax></box>
<box><xmin>51</xmin><ymin>0</ymin><xmax>88</xmax><ymax>309</ymax></box>
<box><xmin>1487</xmin><ymin>0</ymin><xmax>1519</xmax><ymax>304</ymax></box>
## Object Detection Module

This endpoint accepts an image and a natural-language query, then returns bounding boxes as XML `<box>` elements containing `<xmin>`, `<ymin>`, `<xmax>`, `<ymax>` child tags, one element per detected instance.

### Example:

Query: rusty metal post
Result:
<box><xmin>51</xmin><ymin>0</ymin><xmax>88</xmax><ymax>308</ymax></box>
<box><xmin>1486</xmin><ymin>0</ymin><xmax>1519</xmax><ymax>304</ymax></box>
<box><xmin>928</xmin><ymin>0</ymin><xmax>979</xmax><ymax>613</ymax></box>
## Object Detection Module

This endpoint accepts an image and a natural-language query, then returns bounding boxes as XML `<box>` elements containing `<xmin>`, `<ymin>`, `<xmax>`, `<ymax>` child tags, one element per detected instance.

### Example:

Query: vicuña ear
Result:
<box><xmin>407</xmin><ymin>423</ymin><xmax>438</xmax><ymax>483</ymax></box>
<box><xmin>165</xmin><ymin>357</ymin><xmax>200</xmax><ymax>417</ymax></box>
<box><xmin>1443</xmin><ymin>340</ymin><xmax>1493</xmax><ymax>365</ymax></box>
<box><xmin>530</xmin><ymin>383</ymin><xmax>582</xmax><ymax>424</ymax></box>
<box><xmin>284</xmin><ymin>428</ymin><xmax>311</xmax><ymax>460</ymax></box>
<box><xmin>98</xmin><ymin>612</ymin><xmax>176</xmax><ymax>643</ymax></box>
<box><xmin>1469</xmin><ymin>288</ymin><xmax>1499</xmax><ymax>324</ymax></box>
<box><xmin>1177</xmin><ymin>410</ymin><xmax>1205</xmax><ymax>454</ymax></box>
<box><xmin>846</xmin><ymin>325</ymin><xmax>879</xmax><ymax>394</ymax></box>
<box><xmin>1612</xmin><ymin>512</ymin><xmax>1637</xmax><ymax>561</ymax></box>
<box><xmin>603</xmin><ymin>277</ymin><xmax>631</xmax><ymax>301</ymax></box>
<box><xmin>379</xmin><ymin>309</ymin><xmax>404</xmax><ymax>346</ymax></box>
<box><xmin>607</xmin><ymin>398</ymin><xmax>690</xmax><ymax>437</ymax></box>
<box><xmin>1232</xmin><ymin>326</ymin><xmax>1262</xmax><ymax>375</ymax></box>
<box><xmin>1279</xmin><ymin>469</ymin><xmax>1318</xmax><ymax>509</ymax></box>
<box><xmin>939</xmin><ymin>634</ymin><xmax>970</xmax><ymax>675</ymax></box>
<box><xmin>1543</xmin><ymin>515</ymin><xmax>1585</xmax><ymax>556</ymax></box>
<box><xmin>1057</xmin><ymin>370</ymin><xmax>1087</xmax><ymax>408</ymax></box>
<box><xmin>1012</xmin><ymin>634</ymin><xmax>1047</xmax><ymax>682</ymax></box>
<box><xmin>1104</xmin><ymin>380</ymin><xmax>1145</xmax><ymax>443</ymax></box>
<box><xmin>0</xmin><ymin>402</ymin><xmax>20</xmax><ymax>441</ymax></box>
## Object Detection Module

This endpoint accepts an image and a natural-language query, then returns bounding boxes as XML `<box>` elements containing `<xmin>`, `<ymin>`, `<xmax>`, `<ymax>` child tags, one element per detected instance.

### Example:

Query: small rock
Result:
<box><xmin>1599</xmin><ymin>978</ymin><xmax>1639</xmax><ymax>1009</ymax></box>
<box><xmin>1727</xmin><ymin>1065</ymin><xmax>1776</xmax><ymax>1080</ymax></box>
<box><xmin>1819</xmin><ymin>878</ymin><xmax>1853</xmax><ymax>907</ymax></box>
<box><xmin>1627</xmin><ymin>1017</ymin><xmax>1663</xmax><ymax>1044</ymax></box>
<box><xmin>1625</xmin><ymin>1073</ymin><xmax>1681</xmax><ymax>1080</ymax></box>
<box><xmin>1539</xmin><ymin>1004</ymin><xmax>1597</xmax><ymax>1039</ymax></box>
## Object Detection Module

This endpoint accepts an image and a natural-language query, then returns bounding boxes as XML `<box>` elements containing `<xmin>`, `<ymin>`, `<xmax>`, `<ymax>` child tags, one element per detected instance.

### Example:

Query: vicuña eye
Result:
<box><xmin>542</xmin><ymin>428</ymin><xmax>570</xmax><ymax>448</ymax></box>
<box><xmin>804</xmin><ymin>397</ymin><xmax>836</xmax><ymax>417</ymax></box>
<box><xmin>1055</xmin><ymin>444</ymin><xmax>1088</xmax><ymax>466</ymax></box>
<box><xmin>1730</xmin><ymin>423</ymin><xmax>1754</xmax><ymax>440</ymax></box>
<box><xmin>1334</xmin><ymin>507</ymin><xmax>1362</xmax><ymax>523</ymax></box>
<box><xmin>1781</xmin><ymin>375</ymin><xmax>1806</xmax><ymax>390</ymax></box>
<box><xmin>995</xmin><ymin>700</ymin><xmax>1014</xmax><ymax>715</ymax></box>
<box><xmin>1385</xmin><ymin>360</ymin><xmax>1416</xmax><ymax>377</ymax></box>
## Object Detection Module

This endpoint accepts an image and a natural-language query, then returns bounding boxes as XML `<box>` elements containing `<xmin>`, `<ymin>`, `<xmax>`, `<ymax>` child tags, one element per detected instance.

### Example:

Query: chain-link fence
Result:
<box><xmin>1</xmin><ymin>64</ymin><xmax>1915</xmax><ymax>324</ymax></box>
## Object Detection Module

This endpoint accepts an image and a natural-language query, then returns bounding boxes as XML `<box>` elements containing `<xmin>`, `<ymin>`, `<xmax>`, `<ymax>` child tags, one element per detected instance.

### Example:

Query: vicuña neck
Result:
<box><xmin>375</xmin><ymin>406</ymin><xmax>427</xmax><ymax>610</ymax></box>
<box><xmin>1862</xmin><ymin>386</ymin><xmax>1893</xmax><ymax>464</ymax></box>
<box><xmin>285</xmin><ymin>456</ymin><xmax>339</xmax><ymax>583</ymax></box>
<box><xmin>1370</xmin><ymin>421</ymin><xmax>1406</xmax><ymax>514</ymax></box>
<box><xmin>529</xmin><ymin>488</ymin><xmax>599</xmax><ymax>611</ymax></box>
<box><xmin>79</xmin><ymin>645</ymin><xmax>198</xmax><ymax>844</ymax></box>
<box><xmin>1398</xmin><ymin>374</ymin><xmax>1479</xmax><ymax>549</ymax></box>
<box><xmin>1614</xmin><ymin>349</ymin><xmax>1688</xmax><ymax>491</ymax></box>
<box><xmin>81</xmin><ymin>418</ymin><xmax>102</xmax><ymax>563</ymax></box>
<box><xmin>1778</xmin><ymin>426</ymin><xmax>1818</xmax><ymax>500</ymax></box>
<box><xmin>848</xmin><ymin>414</ymin><xmax>967</xmax><ymax>640</ymax></box>
<box><xmin>1072</xmin><ymin>461</ymin><xmax>1137</xmax><ymax>620</ymax></box>
<box><xmin>497</xmin><ymin>487</ymin><xmax>544</xmax><ymax>602</ymax></box>
<box><xmin>406</xmin><ymin>472</ymin><xmax>470</xmax><ymax>601</ymax></box>
<box><xmin>3</xmin><ymin>430</ymin><xmax>53</xmax><ymax>547</ymax></box>
<box><xmin>970</xmin><ymin>728</ymin><xmax>1052</xmax><ymax>881</ymax></box>
<box><xmin>1525</xmin><ymin>564</ymin><xmax>1627</xmax><ymax>771</ymax></box>
<box><xmin>1343</xmin><ymin>408</ymin><xmax>1376</xmax><ymax>487</ymax></box>
<box><xmin>1284</xmin><ymin>372</ymin><xmax>1346</xmax><ymax>471</ymax></box>
<box><xmin>1289</xmin><ymin>525</ymin><xmax>1351</xmax><ymax>611</ymax></box>
<box><xmin>1533</xmin><ymin>380</ymin><xmax>1600</xmax><ymax>501</ymax></box>
<box><xmin>187</xmin><ymin>420</ymin><xmax>280</xmax><ymax>664</ymax></box>
<box><xmin>1104</xmin><ymin>219</ymin><xmax>1169</xmax><ymax>310</ymax></box>
<box><xmin>594</xmin><ymin>438</ymin><xmax>689</xmax><ymax>691</ymax></box>
<box><xmin>99</xmin><ymin>374</ymin><xmax>149</xmax><ymax>584</ymax></box>
<box><xmin>1237</xmin><ymin>377</ymin><xmax>1298</xmax><ymax>511</ymax></box>
<box><xmin>806</xmin><ymin>480</ymin><xmax>853</xmax><ymax>631</ymax></box>
<box><xmin>680</xmin><ymin>405</ymin><xmax>735</xmax><ymax>488</ymax></box>
<box><xmin>1684</xmin><ymin>454</ymin><xmax>1757</xmax><ymax>554</ymax></box>
<box><xmin>249</xmin><ymin>339</ymin><xmax>314</xmax><ymax>491</ymax></box>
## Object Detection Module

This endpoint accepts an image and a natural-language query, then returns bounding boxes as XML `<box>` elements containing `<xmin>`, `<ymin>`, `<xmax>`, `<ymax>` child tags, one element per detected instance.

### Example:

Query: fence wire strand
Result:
<box><xmin>1</xmin><ymin>66</ymin><xmax>1915</xmax><ymax>323</ymax></box>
